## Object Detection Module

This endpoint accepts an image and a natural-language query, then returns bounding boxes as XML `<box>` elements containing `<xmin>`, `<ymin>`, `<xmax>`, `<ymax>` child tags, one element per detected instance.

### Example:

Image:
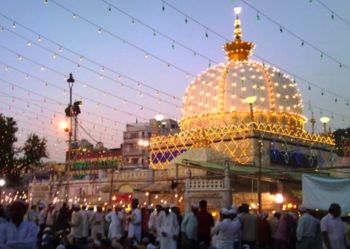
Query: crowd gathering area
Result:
<box><xmin>0</xmin><ymin>198</ymin><xmax>349</xmax><ymax>249</ymax></box>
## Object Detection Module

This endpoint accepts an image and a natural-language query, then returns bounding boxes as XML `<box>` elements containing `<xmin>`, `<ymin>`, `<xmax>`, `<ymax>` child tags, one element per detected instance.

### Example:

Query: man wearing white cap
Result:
<box><xmin>128</xmin><ymin>199</ymin><xmax>142</xmax><ymax>243</ymax></box>
<box><xmin>296</xmin><ymin>205</ymin><xmax>319</xmax><ymax>249</ymax></box>
<box><xmin>211</xmin><ymin>208</ymin><xmax>235</xmax><ymax>249</ymax></box>
<box><xmin>105</xmin><ymin>205</ymin><xmax>123</xmax><ymax>242</ymax></box>
<box><xmin>157</xmin><ymin>203</ymin><xmax>179</xmax><ymax>249</ymax></box>
<box><xmin>68</xmin><ymin>204</ymin><xmax>84</xmax><ymax>245</ymax></box>
<box><xmin>230</xmin><ymin>207</ymin><xmax>241</xmax><ymax>249</ymax></box>
<box><xmin>0</xmin><ymin>200</ymin><xmax>38</xmax><ymax>249</ymax></box>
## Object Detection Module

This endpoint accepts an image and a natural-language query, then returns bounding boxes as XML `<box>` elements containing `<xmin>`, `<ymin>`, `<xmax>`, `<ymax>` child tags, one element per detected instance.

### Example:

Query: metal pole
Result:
<box><xmin>258</xmin><ymin>140</ymin><xmax>262</xmax><ymax>214</ymax></box>
<box><xmin>66</xmin><ymin>73</ymin><xmax>75</xmax><ymax>201</ymax></box>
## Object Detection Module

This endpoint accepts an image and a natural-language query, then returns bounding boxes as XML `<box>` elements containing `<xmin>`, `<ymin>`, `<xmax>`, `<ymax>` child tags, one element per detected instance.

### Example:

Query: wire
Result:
<box><xmin>314</xmin><ymin>0</ymin><xmax>350</xmax><ymax>27</ymax></box>
<box><xmin>160</xmin><ymin>0</ymin><xmax>350</xmax><ymax>103</ymax></box>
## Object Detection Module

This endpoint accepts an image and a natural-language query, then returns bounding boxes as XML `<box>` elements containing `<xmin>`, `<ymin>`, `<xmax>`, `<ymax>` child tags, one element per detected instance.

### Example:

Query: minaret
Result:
<box><xmin>224</xmin><ymin>7</ymin><xmax>255</xmax><ymax>62</ymax></box>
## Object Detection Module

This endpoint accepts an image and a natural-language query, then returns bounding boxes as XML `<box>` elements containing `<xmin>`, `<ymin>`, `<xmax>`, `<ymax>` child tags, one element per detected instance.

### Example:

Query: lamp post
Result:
<box><xmin>320</xmin><ymin>116</ymin><xmax>330</xmax><ymax>134</ymax></box>
<box><xmin>65</xmin><ymin>73</ymin><xmax>75</xmax><ymax>201</ymax></box>
<box><xmin>138</xmin><ymin>139</ymin><xmax>150</xmax><ymax>169</ymax></box>
<box><xmin>0</xmin><ymin>178</ymin><xmax>5</xmax><ymax>203</ymax></box>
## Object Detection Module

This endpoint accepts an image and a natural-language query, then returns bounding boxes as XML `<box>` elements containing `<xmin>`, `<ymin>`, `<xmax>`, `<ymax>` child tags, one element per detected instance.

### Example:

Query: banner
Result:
<box><xmin>302</xmin><ymin>174</ymin><xmax>350</xmax><ymax>216</ymax></box>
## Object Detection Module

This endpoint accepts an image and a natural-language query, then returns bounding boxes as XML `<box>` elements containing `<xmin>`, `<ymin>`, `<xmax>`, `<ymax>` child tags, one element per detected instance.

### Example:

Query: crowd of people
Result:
<box><xmin>0</xmin><ymin>199</ymin><xmax>349</xmax><ymax>249</ymax></box>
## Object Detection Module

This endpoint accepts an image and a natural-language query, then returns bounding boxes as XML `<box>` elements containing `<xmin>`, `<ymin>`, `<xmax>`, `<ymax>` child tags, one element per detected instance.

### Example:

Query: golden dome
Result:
<box><xmin>180</xmin><ymin>9</ymin><xmax>305</xmax><ymax>132</ymax></box>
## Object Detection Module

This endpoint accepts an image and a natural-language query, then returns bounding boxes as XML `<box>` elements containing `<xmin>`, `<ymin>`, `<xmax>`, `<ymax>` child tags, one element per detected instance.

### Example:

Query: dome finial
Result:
<box><xmin>224</xmin><ymin>7</ymin><xmax>255</xmax><ymax>62</ymax></box>
<box><xmin>233</xmin><ymin>7</ymin><xmax>242</xmax><ymax>40</ymax></box>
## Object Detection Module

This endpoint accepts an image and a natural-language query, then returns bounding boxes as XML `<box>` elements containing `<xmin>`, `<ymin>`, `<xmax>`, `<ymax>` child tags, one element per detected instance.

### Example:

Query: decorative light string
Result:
<box><xmin>0</xmin><ymin>23</ymin><xmax>267</xmax><ymax>113</ymax></box>
<box><xmin>43</xmin><ymin>0</ymin><xmax>273</xmax><ymax>109</ymax></box>
<box><xmin>238</xmin><ymin>0</ymin><xmax>350</xmax><ymax>71</ymax></box>
<box><xmin>0</xmin><ymin>87</ymin><xmax>126</xmax><ymax>140</ymax></box>
<box><xmin>160</xmin><ymin>0</ymin><xmax>350</xmax><ymax>106</ymax></box>
<box><xmin>0</xmin><ymin>39</ymin><xmax>178</xmax><ymax>119</ymax></box>
<box><xmin>0</xmin><ymin>93</ymin><xmax>123</xmax><ymax>147</ymax></box>
<box><xmin>310</xmin><ymin>0</ymin><xmax>350</xmax><ymax>27</ymax></box>
<box><xmin>0</xmin><ymin>58</ymin><xmax>150</xmax><ymax>122</ymax></box>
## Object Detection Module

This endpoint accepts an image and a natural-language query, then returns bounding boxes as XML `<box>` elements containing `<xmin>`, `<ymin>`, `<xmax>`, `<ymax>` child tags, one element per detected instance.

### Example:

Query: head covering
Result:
<box><xmin>170</xmin><ymin>204</ymin><xmax>177</xmax><ymax>208</ymax></box>
<box><xmin>298</xmin><ymin>205</ymin><xmax>307</xmax><ymax>212</ymax></box>
<box><xmin>220</xmin><ymin>208</ymin><xmax>230</xmax><ymax>215</ymax></box>
<box><xmin>162</xmin><ymin>203</ymin><xmax>170</xmax><ymax>208</ymax></box>
<box><xmin>229</xmin><ymin>207</ymin><xmax>238</xmax><ymax>215</ymax></box>
<box><xmin>147</xmin><ymin>205</ymin><xmax>154</xmax><ymax>210</ymax></box>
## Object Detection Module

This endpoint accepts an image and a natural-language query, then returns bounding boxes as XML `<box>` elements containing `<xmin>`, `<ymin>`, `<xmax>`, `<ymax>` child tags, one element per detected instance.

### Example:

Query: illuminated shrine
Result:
<box><xmin>150</xmin><ymin>8</ymin><xmax>334</xmax><ymax>169</ymax></box>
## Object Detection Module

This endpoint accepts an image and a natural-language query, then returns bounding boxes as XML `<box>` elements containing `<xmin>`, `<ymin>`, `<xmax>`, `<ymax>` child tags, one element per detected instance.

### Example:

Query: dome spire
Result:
<box><xmin>224</xmin><ymin>7</ymin><xmax>255</xmax><ymax>62</ymax></box>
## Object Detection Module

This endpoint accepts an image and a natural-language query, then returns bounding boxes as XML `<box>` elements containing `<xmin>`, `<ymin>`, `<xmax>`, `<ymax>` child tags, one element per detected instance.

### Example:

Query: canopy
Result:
<box><xmin>302</xmin><ymin>174</ymin><xmax>350</xmax><ymax>215</ymax></box>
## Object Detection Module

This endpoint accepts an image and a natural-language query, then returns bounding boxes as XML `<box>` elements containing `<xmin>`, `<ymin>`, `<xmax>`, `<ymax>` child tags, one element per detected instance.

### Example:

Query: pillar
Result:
<box><xmin>184</xmin><ymin>168</ymin><xmax>192</xmax><ymax>213</ymax></box>
<box><xmin>223</xmin><ymin>160</ymin><xmax>232</xmax><ymax>208</ymax></box>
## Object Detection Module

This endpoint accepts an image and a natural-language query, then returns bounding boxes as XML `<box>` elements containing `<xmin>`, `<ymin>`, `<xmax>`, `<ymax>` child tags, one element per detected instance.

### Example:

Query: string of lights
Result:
<box><xmin>239</xmin><ymin>0</ymin><xmax>350</xmax><ymax>71</ymax></box>
<box><xmin>0</xmin><ymin>0</ymin><xmax>348</xmax><ymax>123</ymax></box>
<box><xmin>0</xmin><ymin>90</ymin><xmax>125</xmax><ymax>141</ymax></box>
<box><xmin>0</xmin><ymin>39</ymin><xmax>178</xmax><ymax>119</ymax></box>
<box><xmin>0</xmin><ymin>85</ymin><xmax>125</xmax><ymax>142</ymax></box>
<box><xmin>158</xmin><ymin>0</ymin><xmax>350</xmax><ymax>106</ymax></box>
<box><xmin>1</xmin><ymin>8</ymin><xmax>342</xmax><ymax>119</ymax></box>
<box><xmin>0</xmin><ymin>97</ymin><xmax>122</xmax><ymax>149</ymax></box>
<box><xmin>0</xmin><ymin>26</ymin><xmax>269</xmax><ymax>115</ymax></box>
<box><xmin>43</xmin><ymin>0</ymin><xmax>282</xmax><ymax>112</ymax></box>
<box><xmin>0</xmin><ymin>58</ymin><xmax>151</xmax><ymax>122</ymax></box>
<box><xmin>310</xmin><ymin>0</ymin><xmax>350</xmax><ymax>27</ymax></box>
<box><xmin>0</xmin><ymin>11</ymin><xmax>182</xmax><ymax>104</ymax></box>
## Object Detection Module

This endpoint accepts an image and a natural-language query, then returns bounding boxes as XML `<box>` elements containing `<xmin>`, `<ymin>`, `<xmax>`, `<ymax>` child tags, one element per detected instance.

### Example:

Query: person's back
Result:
<box><xmin>321</xmin><ymin>203</ymin><xmax>346</xmax><ymax>249</ymax></box>
<box><xmin>212</xmin><ymin>217</ymin><xmax>235</xmax><ymax>249</ymax></box>
<box><xmin>239</xmin><ymin>204</ymin><xmax>257</xmax><ymax>248</ymax></box>
<box><xmin>240</xmin><ymin>213</ymin><xmax>257</xmax><ymax>240</ymax></box>
<box><xmin>197</xmin><ymin>200</ymin><xmax>214</xmax><ymax>246</ymax></box>
<box><xmin>0</xmin><ymin>200</ymin><xmax>39</xmax><ymax>249</ymax></box>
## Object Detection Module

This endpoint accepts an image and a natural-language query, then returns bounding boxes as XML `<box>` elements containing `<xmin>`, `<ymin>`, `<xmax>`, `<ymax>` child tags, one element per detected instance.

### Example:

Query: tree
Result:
<box><xmin>0</xmin><ymin>114</ymin><xmax>18</xmax><ymax>176</ymax></box>
<box><xmin>333</xmin><ymin>127</ymin><xmax>350</xmax><ymax>157</ymax></box>
<box><xmin>20</xmin><ymin>133</ymin><xmax>48</xmax><ymax>171</ymax></box>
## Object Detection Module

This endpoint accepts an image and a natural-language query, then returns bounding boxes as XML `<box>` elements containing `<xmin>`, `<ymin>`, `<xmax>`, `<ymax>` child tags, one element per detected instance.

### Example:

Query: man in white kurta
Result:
<box><xmin>0</xmin><ymin>200</ymin><xmax>38</xmax><ymax>249</ymax></box>
<box><xmin>157</xmin><ymin>205</ymin><xmax>179</xmax><ymax>249</ymax></box>
<box><xmin>212</xmin><ymin>208</ymin><xmax>235</xmax><ymax>249</ymax></box>
<box><xmin>128</xmin><ymin>199</ymin><xmax>142</xmax><ymax>243</ymax></box>
<box><xmin>105</xmin><ymin>207</ymin><xmax>123</xmax><ymax>240</ymax></box>
<box><xmin>321</xmin><ymin>203</ymin><xmax>346</xmax><ymax>249</ymax></box>
<box><xmin>68</xmin><ymin>204</ymin><xmax>83</xmax><ymax>245</ymax></box>
<box><xmin>80</xmin><ymin>205</ymin><xmax>89</xmax><ymax>242</ymax></box>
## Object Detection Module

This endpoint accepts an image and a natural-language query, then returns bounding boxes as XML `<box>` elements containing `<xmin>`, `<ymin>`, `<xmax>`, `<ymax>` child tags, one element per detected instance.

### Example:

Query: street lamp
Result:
<box><xmin>65</xmin><ymin>73</ymin><xmax>75</xmax><ymax>201</ymax></box>
<box><xmin>320</xmin><ymin>116</ymin><xmax>330</xmax><ymax>134</ymax></box>
<box><xmin>0</xmin><ymin>178</ymin><xmax>5</xmax><ymax>203</ymax></box>
<box><xmin>155</xmin><ymin>114</ymin><xmax>164</xmax><ymax>122</ymax></box>
<box><xmin>245</xmin><ymin>96</ymin><xmax>257</xmax><ymax>121</ymax></box>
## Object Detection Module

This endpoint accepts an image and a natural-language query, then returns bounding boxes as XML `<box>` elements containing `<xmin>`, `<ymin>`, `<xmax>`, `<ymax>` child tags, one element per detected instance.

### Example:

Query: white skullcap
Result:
<box><xmin>147</xmin><ymin>205</ymin><xmax>154</xmax><ymax>210</ymax></box>
<box><xmin>229</xmin><ymin>207</ymin><xmax>238</xmax><ymax>214</ymax></box>
<box><xmin>170</xmin><ymin>204</ymin><xmax>177</xmax><ymax>208</ymax></box>
<box><xmin>162</xmin><ymin>203</ymin><xmax>170</xmax><ymax>208</ymax></box>
<box><xmin>220</xmin><ymin>208</ymin><xmax>230</xmax><ymax>215</ymax></box>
